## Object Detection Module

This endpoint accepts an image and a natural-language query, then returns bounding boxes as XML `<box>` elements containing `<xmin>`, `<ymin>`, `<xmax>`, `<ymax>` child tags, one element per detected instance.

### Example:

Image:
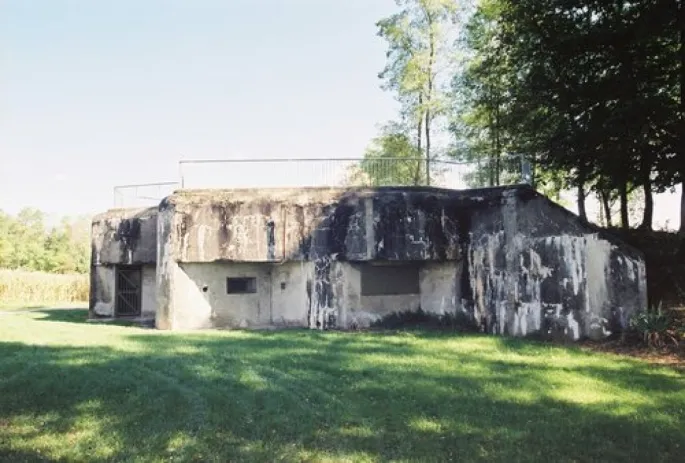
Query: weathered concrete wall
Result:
<box><xmin>90</xmin><ymin>265</ymin><xmax>115</xmax><ymax>317</ymax></box>
<box><xmin>178</xmin><ymin>262</ymin><xmax>273</xmax><ymax>329</ymax></box>
<box><xmin>156</xmin><ymin>206</ymin><xmax>179</xmax><ymax>329</ymax></box>
<box><xmin>334</xmin><ymin>262</ymin><xmax>459</xmax><ymax>329</ymax></box>
<box><xmin>153</xmin><ymin>185</ymin><xmax>647</xmax><ymax>340</ymax></box>
<box><xmin>156</xmin><ymin>187</ymin><xmax>473</xmax><ymax>330</ymax></box>
<box><xmin>141</xmin><ymin>264</ymin><xmax>157</xmax><ymax>318</ymax></box>
<box><xmin>91</xmin><ymin>207</ymin><xmax>158</xmax><ymax>265</ymax></box>
<box><xmin>159</xmin><ymin>188</ymin><xmax>466</xmax><ymax>263</ymax></box>
<box><xmin>159</xmin><ymin>260</ymin><xmax>323</xmax><ymax>330</ymax></box>
<box><xmin>271</xmin><ymin>262</ymin><xmax>314</xmax><ymax>327</ymax></box>
<box><xmin>156</xmin><ymin>195</ymin><xmax>316</xmax><ymax>330</ymax></box>
<box><xmin>465</xmin><ymin>190</ymin><xmax>647</xmax><ymax>340</ymax></box>
<box><xmin>420</xmin><ymin>262</ymin><xmax>460</xmax><ymax>315</ymax></box>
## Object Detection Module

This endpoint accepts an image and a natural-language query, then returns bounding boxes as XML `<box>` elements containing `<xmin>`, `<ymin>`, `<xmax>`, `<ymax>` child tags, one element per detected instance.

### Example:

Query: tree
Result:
<box><xmin>676</xmin><ymin>0</ymin><xmax>685</xmax><ymax>240</ymax></box>
<box><xmin>377</xmin><ymin>0</ymin><xmax>458</xmax><ymax>184</ymax></box>
<box><xmin>450</xmin><ymin>0</ymin><xmax>525</xmax><ymax>188</ymax></box>
<box><xmin>349</xmin><ymin>122</ymin><xmax>425</xmax><ymax>186</ymax></box>
<box><xmin>0</xmin><ymin>212</ymin><xmax>13</xmax><ymax>268</ymax></box>
<box><xmin>14</xmin><ymin>208</ymin><xmax>47</xmax><ymax>269</ymax></box>
<box><xmin>454</xmin><ymin>0</ymin><xmax>682</xmax><ymax>231</ymax></box>
<box><xmin>0</xmin><ymin>208</ymin><xmax>90</xmax><ymax>274</ymax></box>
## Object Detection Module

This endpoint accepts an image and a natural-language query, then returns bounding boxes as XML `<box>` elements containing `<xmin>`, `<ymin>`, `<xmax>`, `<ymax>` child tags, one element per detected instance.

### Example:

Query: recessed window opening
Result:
<box><xmin>360</xmin><ymin>264</ymin><xmax>420</xmax><ymax>296</ymax></box>
<box><xmin>227</xmin><ymin>277</ymin><xmax>257</xmax><ymax>294</ymax></box>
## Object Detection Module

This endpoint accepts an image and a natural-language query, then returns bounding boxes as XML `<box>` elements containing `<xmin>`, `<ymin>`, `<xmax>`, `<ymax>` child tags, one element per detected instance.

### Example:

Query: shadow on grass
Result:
<box><xmin>1</xmin><ymin>329</ymin><xmax>684</xmax><ymax>461</ymax></box>
<box><xmin>31</xmin><ymin>308</ymin><xmax>90</xmax><ymax>324</ymax></box>
<box><xmin>28</xmin><ymin>308</ymin><xmax>149</xmax><ymax>328</ymax></box>
<box><xmin>0</xmin><ymin>303</ymin><xmax>87</xmax><ymax>312</ymax></box>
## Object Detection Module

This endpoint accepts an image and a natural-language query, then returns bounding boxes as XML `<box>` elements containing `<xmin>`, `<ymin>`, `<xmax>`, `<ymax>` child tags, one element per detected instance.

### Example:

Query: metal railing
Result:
<box><xmin>112</xmin><ymin>155</ymin><xmax>530</xmax><ymax>208</ymax></box>
<box><xmin>178</xmin><ymin>155</ymin><xmax>529</xmax><ymax>190</ymax></box>
<box><xmin>112</xmin><ymin>181</ymin><xmax>180</xmax><ymax>209</ymax></box>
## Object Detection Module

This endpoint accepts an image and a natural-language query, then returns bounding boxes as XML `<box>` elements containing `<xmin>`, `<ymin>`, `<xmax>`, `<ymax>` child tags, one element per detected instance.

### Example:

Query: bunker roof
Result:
<box><xmin>161</xmin><ymin>184</ymin><xmax>529</xmax><ymax>208</ymax></box>
<box><xmin>92</xmin><ymin>206</ymin><xmax>158</xmax><ymax>222</ymax></box>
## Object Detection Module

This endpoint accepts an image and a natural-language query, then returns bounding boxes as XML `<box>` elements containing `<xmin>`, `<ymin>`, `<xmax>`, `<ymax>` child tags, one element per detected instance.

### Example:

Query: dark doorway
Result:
<box><xmin>115</xmin><ymin>266</ymin><xmax>142</xmax><ymax>317</ymax></box>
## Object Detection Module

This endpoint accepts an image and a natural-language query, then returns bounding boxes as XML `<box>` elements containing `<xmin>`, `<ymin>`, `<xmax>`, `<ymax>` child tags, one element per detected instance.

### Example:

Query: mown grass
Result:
<box><xmin>1</xmin><ymin>309</ymin><xmax>684</xmax><ymax>462</ymax></box>
<box><xmin>0</xmin><ymin>269</ymin><xmax>88</xmax><ymax>309</ymax></box>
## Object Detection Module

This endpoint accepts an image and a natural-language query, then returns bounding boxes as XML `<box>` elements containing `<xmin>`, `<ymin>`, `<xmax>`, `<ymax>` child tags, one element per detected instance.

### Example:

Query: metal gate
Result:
<box><xmin>115</xmin><ymin>266</ymin><xmax>142</xmax><ymax>317</ymax></box>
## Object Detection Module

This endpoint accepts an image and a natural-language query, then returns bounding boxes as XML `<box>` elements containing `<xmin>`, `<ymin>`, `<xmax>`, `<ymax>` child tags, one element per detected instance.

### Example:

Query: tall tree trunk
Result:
<box><xmin>681</xmin><ymin>185</ymin><xmax>685</xmax><ymax>235</ymax></box>
<box><xmin>680</xmin><ymin>0</ymin><xmax>685</xmax><ymax>236</ymax></box>
<box><xmin>577</xmin><ymin>182</ymin><xmax>587</xmax><ymax>222</ymax></box>
<box><xmin>639</xmin><ymin>175</ymin><xmax>654</xmax><ymax>230</ymax></box>
<box><xmin>577</xmin><ymin>159</ymin><xmax>587</xmax><ymax>222</ymax></box>
<box><xmin>619</xmin><ymin>179</ymin><xmax>630</xmax><ymax>229</ymax></box>
<box><xmin>425</xmin><ymin>108</ymin><xmax>431</xmax><ymax>186</ymax></box>
<box><xmin>600</xmin><ymin>189</ymin><xmax>613</xmax><ymax>228</ymax></box>
<box><xmin>488</xmin><ymin>105</ymin><xmax>495</xmax><ymax>187</ymax></box>
<box><xmin>425</xmin><ymin>23</ymin><xmax>436</xmax><ymax>187</ymax></box>
<box><xmin>414</xmin><ymin>95</ymin><xmax>424</xmax><ymax>185</ymax></box>
<box><xmin>637</xmin><ymin>148</ymin><xmax>654</xmax><ymax>230</ymax></box>
<box><xmin>494</xmin><ymin>91</ymin><xmax>501</xmax><ymax>186</ymax></box>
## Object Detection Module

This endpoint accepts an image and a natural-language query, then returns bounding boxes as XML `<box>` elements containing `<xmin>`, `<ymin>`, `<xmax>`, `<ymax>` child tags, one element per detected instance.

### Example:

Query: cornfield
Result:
<box><xmin>0</xmin><ymin>269</ymin><xmax>89</xmax><ymax>307</ymax></box>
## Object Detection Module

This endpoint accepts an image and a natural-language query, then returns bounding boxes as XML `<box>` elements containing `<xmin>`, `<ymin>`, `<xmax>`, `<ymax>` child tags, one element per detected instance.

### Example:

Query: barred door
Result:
<box><xmin>115</xmin><ymin>266</ymin><xmax>142</xmax><ymax>317</ymax></box>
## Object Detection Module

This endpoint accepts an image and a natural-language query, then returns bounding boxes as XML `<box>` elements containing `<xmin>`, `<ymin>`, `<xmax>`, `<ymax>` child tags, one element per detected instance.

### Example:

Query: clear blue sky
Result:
<box><xmin>1</xmin><ymin>0</ymin><xmax>399</xmax><ymax>216</ymax></box>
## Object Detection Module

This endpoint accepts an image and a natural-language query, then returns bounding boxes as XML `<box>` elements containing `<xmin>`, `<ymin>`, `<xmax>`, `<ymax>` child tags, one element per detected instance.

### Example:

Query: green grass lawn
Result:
<box><xmin>1</xmin><ymin>309</ymin><xmax>684</xmax><ymax>462</ymax></box>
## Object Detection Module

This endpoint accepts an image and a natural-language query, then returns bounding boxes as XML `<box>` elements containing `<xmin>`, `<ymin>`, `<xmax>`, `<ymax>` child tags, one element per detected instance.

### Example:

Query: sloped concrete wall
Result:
<box><xmin>465</xmin><ymin>190</ymin><xmax>647</xmax><ymax>340</ymax></box>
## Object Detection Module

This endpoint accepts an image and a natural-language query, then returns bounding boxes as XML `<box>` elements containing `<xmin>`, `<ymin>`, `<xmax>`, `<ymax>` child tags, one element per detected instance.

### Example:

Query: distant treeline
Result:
<box><xmin>0</xmin><ymin>208</ymin><xmax>90</xmax><ymax>274</ymax></box>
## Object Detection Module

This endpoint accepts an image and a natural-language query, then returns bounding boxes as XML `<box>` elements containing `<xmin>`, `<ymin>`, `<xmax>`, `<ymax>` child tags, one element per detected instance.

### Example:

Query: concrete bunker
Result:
<box><xmin>90</xmin><ymin>185</ymin><xmax>647</xmax><ymax>340</ymax></box>
<box><xmin>89</xmin><ymin>207</ymin><xmax>158</xmax><ymax>320</ymax></box>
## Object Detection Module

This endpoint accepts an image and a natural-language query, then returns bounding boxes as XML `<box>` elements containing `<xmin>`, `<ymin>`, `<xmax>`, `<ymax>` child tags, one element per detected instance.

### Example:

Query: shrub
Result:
<box><xmin>0</xmin><ymin>269</ymin><xmax>89</xmax><ymax>307</ymax></box>
<box><xmin>629</xmin><ymin>304</ymin><xmax>684</xmax><ymax>349</ymax></box>
<box><xmin>371</xmin><ymin>308</ymin><xmax>479</xmax><ymax>332</ymax></box>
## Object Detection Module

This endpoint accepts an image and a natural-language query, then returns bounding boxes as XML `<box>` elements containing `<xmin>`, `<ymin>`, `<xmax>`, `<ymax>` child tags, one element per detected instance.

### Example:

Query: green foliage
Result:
<box><xmin>629</xmin><ymin>306</ymin><xmax>684</xmax><ymax>349</ymax></box>
<box><xmin>450</xmin><ymin>0</ymin><xmax>524</xmax><ymax>187</ymax></box>
<box><xmin>0</xmin><ymin>208</ymin><xmax>90</xmax><ymax>274</ymax></box>
<box><xmin>349</xmin><ymin>122</ymin><xmax>426</xmax><ymax>186</ymax></box>
<box><xmin>377</xmin><ymin>0</ymin><xmax>457</xmax><ymax>101</ymax></box>
<box><xmin>371</xmin><ymin>307</ymin><xmax>480</xmax><ymax>332</ymax></box>
<box><xmin>449</xmin><ymin>0</ymin><xmax>684</xmax><ymax>229</ymax></box>
<box><xmin>376</xmin><ymin>0</ymin><xmax>459</xmax><ymax>173</ymax></box>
